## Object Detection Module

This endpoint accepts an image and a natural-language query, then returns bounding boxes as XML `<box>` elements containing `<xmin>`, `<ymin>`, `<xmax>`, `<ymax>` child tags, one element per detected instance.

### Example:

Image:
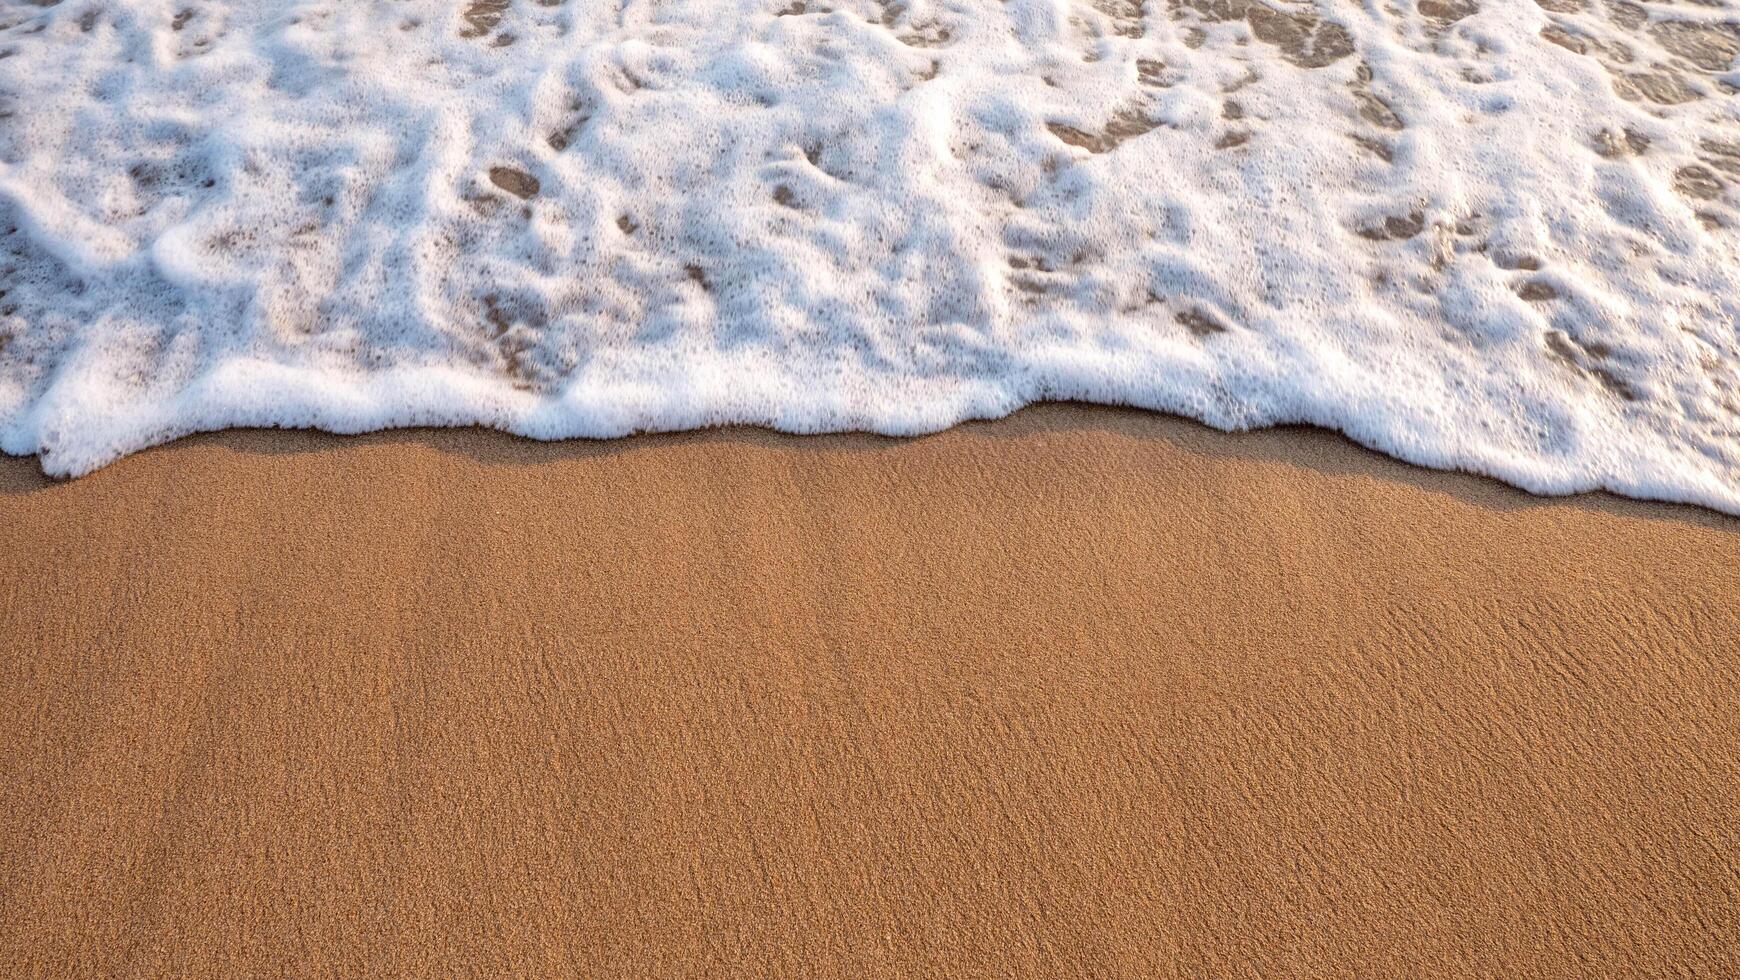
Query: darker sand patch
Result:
<box><xmin>1611</xmin><ymin>70</ymin><xmax>1703</xmax><ymax>105</ymax></box>
<box><xmin>1358</xmin><ymin>211</ymin><xmax>1426</xmax><ymax>241</ymax></box>
<box><xmin>1175</xmin><ymin>308</ymin><xmax>1229</xmax><ymax>335</ymax></box>
<box><xmin>1517</xmin><ymin>279</ymin><xmax>1558</xmax><ymax>301</ymax></box>
<box><xmin>488</xmin><ymin>166</ymin><xmax>540</xmax><ymax>200</ymax></box>
<box><xmin>1048</xmin><ymin>105</ymin><xmax>1160</xmax><ymax>153</ymax></box>
<box><xmin>460</xmin><ymin>0</ymin><xmax>510</xmax><ymax>38</ymax></box>
<box><xmin>1651</xmin><ymin>20</ymin><xmax>1740</xmax><ymax>73</ymax></box>
<box><xmin>1674</xmin><ymin>164</ymin><xmax>1725</xmax><ymax>201</ymax></box>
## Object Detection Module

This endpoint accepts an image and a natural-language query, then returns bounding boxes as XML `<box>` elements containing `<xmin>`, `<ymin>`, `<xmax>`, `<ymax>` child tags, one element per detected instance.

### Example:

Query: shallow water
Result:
<box><xmin>0</xmin><ymin>0</ymin><xmax>1737</xmax><ymax>509</ymax></box>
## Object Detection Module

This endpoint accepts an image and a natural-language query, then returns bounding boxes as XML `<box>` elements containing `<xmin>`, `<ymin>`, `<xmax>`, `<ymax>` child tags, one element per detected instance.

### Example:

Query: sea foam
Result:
<box><xmin>1</xmin><ymin>0</ymin><xmax>1738</xmax><ymax>509</ymax></box>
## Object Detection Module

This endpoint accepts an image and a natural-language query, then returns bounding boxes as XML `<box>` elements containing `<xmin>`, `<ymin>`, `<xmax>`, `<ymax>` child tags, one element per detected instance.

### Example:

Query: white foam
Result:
<box><xmin>2</xmin><ymin>0</ymin><xmax>1738</xmax><ymax>510</ymax></box>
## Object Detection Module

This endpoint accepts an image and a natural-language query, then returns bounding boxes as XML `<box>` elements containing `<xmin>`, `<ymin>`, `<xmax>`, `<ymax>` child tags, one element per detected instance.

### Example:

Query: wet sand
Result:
<box><xmin>1</xmin><ymin>404</ymin><xmax>1736</xmax><ymax>978</ymax></box>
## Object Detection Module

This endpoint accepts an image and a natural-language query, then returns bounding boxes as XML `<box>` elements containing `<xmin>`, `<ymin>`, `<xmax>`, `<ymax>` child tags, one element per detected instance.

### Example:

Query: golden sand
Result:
<box><xmin>2</xmin><ymin>405</ymin><xmax>1736</xmax><ymax>977</ymax></box>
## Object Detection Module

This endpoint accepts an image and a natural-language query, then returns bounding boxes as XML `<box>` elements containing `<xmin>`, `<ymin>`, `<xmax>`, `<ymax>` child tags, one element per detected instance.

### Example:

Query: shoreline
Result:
<box><xmin>9</xmin><ymin>403</ymin><xmax>1740</xmax><ymax>519</ymax></box>
<box><xmin>3</xmin><ymin>403</ymin><xmax>1736</xmax><ymax>977</ymax></box>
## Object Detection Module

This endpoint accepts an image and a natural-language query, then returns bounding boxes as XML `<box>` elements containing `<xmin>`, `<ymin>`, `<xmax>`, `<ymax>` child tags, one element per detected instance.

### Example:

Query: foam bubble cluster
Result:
<box><xmin>1</xmin><ymin>0</ymin><xmax>1738</xmax><ymax>508</ymax></box>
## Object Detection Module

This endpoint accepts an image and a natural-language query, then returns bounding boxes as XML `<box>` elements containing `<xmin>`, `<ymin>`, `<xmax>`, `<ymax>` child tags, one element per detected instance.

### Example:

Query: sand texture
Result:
<box><xmin>2</xmin><ymin>405</ymin><xmax>1737</xmax><ymax>978</ymax></box>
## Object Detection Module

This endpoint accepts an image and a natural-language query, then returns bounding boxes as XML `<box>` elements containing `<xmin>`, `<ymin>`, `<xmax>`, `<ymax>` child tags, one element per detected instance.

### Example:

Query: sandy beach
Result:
<box><xmin>2</xmin><ymin>404</ymin><xmax>1737</xmax><ymax>978</ymax></box>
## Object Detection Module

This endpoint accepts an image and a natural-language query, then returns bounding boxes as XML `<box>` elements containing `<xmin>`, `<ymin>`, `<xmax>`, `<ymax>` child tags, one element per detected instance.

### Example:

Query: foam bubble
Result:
<box><xmin>1</xmin><ymin>0</ymin><xmax>1738</xmax><ymax>511</ymax></box>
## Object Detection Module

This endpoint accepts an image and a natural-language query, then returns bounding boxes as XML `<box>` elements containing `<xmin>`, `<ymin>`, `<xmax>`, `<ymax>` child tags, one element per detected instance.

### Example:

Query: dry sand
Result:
<box><xmin>1</xmin><ymin>404</ymin><xmax>1737</xmax><ymax>978</ymax></box>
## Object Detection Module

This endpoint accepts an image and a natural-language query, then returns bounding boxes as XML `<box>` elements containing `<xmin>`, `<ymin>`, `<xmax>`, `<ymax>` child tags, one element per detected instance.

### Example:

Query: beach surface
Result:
<box><xmin>2</xmin><ymin>404</ymin><xmax>1737</xmax><ymax>978</ymax></box>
